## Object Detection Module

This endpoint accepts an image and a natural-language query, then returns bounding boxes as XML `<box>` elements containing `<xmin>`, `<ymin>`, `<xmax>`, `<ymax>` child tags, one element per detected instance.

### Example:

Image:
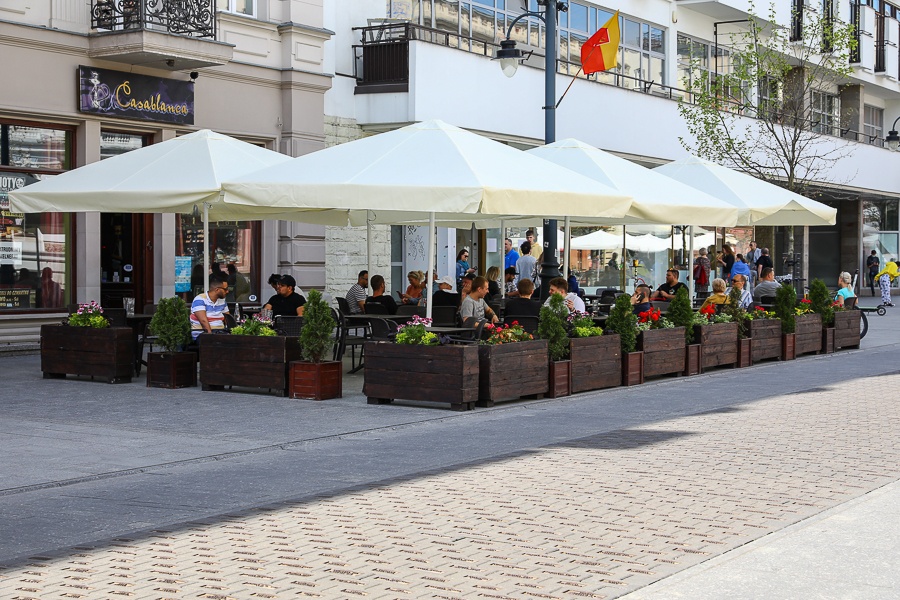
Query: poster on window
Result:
<box><xmin>175</xmin><ymin>256</ymin><xmax>193</xmax><ymax>292</ymax></box>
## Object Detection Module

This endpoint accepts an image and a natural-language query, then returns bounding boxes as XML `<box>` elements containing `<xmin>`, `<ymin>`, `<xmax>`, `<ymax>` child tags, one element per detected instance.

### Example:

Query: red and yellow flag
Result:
<box><xmin>581</xmin><ymin>11</ymin><xmax>620</xmax><ymax>75</ymax></box>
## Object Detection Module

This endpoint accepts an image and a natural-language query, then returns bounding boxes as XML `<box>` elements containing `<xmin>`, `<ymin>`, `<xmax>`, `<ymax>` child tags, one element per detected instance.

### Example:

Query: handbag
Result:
<box><xmin>693</xmin><ymin>263</ymin><xmax>709</xmax><ymax>286</ymax></box>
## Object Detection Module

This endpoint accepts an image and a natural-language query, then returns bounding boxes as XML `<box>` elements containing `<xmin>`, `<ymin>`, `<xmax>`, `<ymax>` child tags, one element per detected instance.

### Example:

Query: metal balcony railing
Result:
<box><xmin>92</xmin><ymin>0</ymin><xmax>216</xmax><ymax>39</ymax></box>
<box><xmin>875</xmin><ymin>12</ymin><xmax>886</xmax><ymax>72</ymax></box>
<box><xmin>850</xmin><ymin>4</ymin><xmax>861</xmax><ymax>63</ymax></box>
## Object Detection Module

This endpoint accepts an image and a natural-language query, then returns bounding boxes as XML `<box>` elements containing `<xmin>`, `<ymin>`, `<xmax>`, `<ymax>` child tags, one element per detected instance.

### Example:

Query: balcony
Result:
<box><xmin>88</xmin><ymin>0</ymin><xmax>233</xmax><ymax>70</ymax></box>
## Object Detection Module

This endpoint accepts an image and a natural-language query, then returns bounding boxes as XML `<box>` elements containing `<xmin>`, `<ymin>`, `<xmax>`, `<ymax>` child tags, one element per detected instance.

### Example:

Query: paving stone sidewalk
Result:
<box><xmin>2</xmin><ymin>366</ymin><xmax>899</xmax><ymax>599</ymax></box>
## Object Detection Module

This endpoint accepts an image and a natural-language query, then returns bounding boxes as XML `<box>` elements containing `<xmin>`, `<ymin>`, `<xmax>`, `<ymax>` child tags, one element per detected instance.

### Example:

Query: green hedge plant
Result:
<box><xmin>775</xmin><ymin>283</ymin><xmax>797</xmax><ymax>334</ymax></box>
<box><xmin>538</xmin><ymin>293</ymin><xmax>570</xmax><ymax>362</ymax></box>
<box><xmin>299</xmin><ymin>290</ymin><xmax>336</xmax><ymax>362</ymax></box>
<box><xmin>604</xmin><ymin>294</ymin><xmax>638</xmax><ymax>354</ymax></box>
<box><xmin>807</xmin><ymin>278</ymin><xmax>834</xmax><ymax>326</ymax></box>
<box><xmin>667</xmin><ymin>287</ymin><xmax>695</xmax><ymax>343</ymax></box>
<box><xmin>149</xmin><ymin>297</ymin><xmax>191</xmax><ymax>353</ymax></box>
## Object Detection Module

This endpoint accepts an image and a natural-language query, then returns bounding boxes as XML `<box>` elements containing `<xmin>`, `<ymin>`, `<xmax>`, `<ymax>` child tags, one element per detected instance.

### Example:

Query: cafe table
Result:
<box><xmin>124</xmin><ymin>313</ymin><xmax>154</xmax><ymax>376</ymax></box>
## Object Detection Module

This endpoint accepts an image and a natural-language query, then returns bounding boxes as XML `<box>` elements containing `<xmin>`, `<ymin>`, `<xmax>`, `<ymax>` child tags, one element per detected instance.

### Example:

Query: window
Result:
<box><xmin>217</xmin><ymin>0</ymin><xmax>254</xmax><ymax>17</ymax></box>
<box><xmin>0</xmin><ymin>123</ymin><xmax>74</xmax><ymax>311</ymax></box>
<box><xmin>677</xmin><ymin>34</ymin><xmax>745</xmax><ymax>105</ymax></box>
<box><xmin>864</xmin><ymin>105</ymin><xmax>884</xmax><ymax>146</ymax></box>
<box><xmin>810</xmin><ymin>91</ymin><xmax>840</xmax><ymax>136</ymax></box>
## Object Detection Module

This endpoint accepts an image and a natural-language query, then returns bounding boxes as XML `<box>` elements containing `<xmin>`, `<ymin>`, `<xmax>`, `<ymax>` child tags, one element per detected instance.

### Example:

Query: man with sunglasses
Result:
<box><xmin>190</xmin><ymin>272</ymin><xmax>231</xmax><ymax>339</ymax></box>
<box><xmin>264</xmin><ymin>274</ymin><xmax>306</xmax><ymax>317</ymax></box>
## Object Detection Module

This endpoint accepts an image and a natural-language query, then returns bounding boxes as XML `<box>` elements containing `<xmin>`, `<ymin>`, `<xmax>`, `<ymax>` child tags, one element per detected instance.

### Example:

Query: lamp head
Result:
<box><xmin>886</xmin><ymin>129</ymin><xmax>900</xmax><ymax>151</ymax></box>
<box><xmin>495</xmin><ymin>39</ymin><xmax>524</xmax><ymax>78</ymax></box>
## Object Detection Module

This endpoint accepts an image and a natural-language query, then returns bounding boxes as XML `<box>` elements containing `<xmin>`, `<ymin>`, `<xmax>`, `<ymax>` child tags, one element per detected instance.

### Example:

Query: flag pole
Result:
<box><xmin>555</xmin><ymin>66</ymin><xmax>583</xmax><ymax>109</ymax></box>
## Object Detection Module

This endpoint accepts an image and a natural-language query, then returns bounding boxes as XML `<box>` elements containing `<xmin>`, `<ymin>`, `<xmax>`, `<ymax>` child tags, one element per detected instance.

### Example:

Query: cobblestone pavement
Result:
<box><xmin>2</xmin><ymin>368</ymin><xmax>899</xmax><ymax>599</ymax></box>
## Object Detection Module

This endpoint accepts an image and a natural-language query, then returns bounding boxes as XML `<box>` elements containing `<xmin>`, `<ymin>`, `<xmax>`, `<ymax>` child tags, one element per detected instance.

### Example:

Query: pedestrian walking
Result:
<box><xmin>866</xmin><ymin>250</ymin><xmax>880</xmax><ymax>297</ymax></box>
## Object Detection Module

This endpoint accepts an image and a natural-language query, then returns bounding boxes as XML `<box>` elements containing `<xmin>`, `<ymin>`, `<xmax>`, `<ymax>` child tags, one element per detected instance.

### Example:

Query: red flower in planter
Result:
<box><xmin>800</xmin><ymin>298</ymin><xmax>811</xmax><ymax>304</ymax></box>
<box><xmin>700</xmin><ymin>305</ymin><xmax>716</xmax><ymax>317</ymax></box>
<box><xmin>754</xmin><ymin>305</ymin><xmax>766</xmax><ymax>311</ymax></box>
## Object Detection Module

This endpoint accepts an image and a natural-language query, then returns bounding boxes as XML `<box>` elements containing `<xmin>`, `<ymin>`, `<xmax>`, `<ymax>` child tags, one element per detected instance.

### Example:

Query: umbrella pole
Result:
<box><xmin>426</xmin><ymin>212</ymin><xmax>435</xmax><ymax>321</ymax></box>
<box><xmin>203</xmin><ymin>202</ymin><xmax>210</xmax><ymax>294</ymax></box>
<box><xmin>500</xmin><ymin>220</ymin><xmax>505</xmax><ymax>299</ymax></box>
<box><xmin>689</xmin><ymin>226</ymin><xmax>695</xmax><ymax>303</ymax></box>
<box><xmin>563</xmin><ymin>217</ymin><xmax>571</xmax><ymax>282</ymax></box>
<box><xmin>366</xmin><ymin>210</ymin><xmax>373</xmax><ymax>294</ymax></box>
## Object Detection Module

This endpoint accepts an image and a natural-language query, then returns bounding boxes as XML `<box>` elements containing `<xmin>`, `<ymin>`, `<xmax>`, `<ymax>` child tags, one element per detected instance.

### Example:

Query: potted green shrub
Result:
<box><xmin>604</xmin><ymin>294</ymin><xmax>642</xmax><ymax>386</ymax></box>
<box><xmin>147</xmin><ymin>297</ymin><xmax>196</xmax><ymax>389</ymax></box>
<box><xmin>775</xmin><ymin>283</ymin><xmax>797</xmax><ymax>360</ymax></box>
<box><xmin>539</xmin><ymin>293</ymin><xmax>572</xmax><ymax>398</ymax></box>
<box><xmin>808</xmin><ymin>278</ymin><xmax>835</xmax><ymax>354</ymax></box>
<box><xmin>290</xmin><ymin>290</ymin><xmax>341</xmax><ymax>400</ymax></box>
<box><xmin>668</xmin><ymin>287</ymin><xmax>700</xmax><ymax>374</ymax></box>
<box><xmin>567</xmin><ymin>311</ymin><xmax>621</xmax><ymax>392</ymax></box>
<box><xmin>41</xmin><ymin>301</ymin><xmax>133</xmax><ymax>384</ymax></box>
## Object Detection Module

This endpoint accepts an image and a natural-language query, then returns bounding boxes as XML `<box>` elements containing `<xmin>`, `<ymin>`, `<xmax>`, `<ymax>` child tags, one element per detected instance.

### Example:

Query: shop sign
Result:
<box><xmin>0</xmin><ymin>241</ymin><xmax>23</xmax><ymax>266</ymax></box>
<box><xmin>78</xmin><ymin>66</ymin><xmax>195</xmax><ymax>125</ymax></box>
<box><xmin>0</xmin><ymin>172</ymin><xmax>38</xmax><ymax>211</ymax></box>
<box><xmin>0</xmin><ymin>289</ymin><xmax>33</xmax><ymax>309</ymax></box>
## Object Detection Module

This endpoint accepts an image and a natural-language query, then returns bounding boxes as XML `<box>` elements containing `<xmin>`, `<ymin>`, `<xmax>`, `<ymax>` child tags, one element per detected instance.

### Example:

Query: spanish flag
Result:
<box><xmin>581</xmin><ymin>11</ymin><xmax>620</xmax><ymax>75</ymax></box>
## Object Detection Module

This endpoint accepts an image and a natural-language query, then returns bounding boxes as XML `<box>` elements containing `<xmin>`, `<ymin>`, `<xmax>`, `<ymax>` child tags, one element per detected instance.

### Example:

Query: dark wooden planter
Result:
<box><xmin>693</xmin><ymin>323</ymin><xmax>739</xmax><ymax>370</ymax></box>
<box><xmin>40</xmin><ymin>324</ymin><xmax>133</xmax><ymax>384</ymax></box>
<box><xmin>737</xmin><ymin>338</ymin><xmax>752</xmax><ymax>368</ymax></box>
<box><xmin>748</xmin><ymin>319</ymin><xmax>782</xmax><ymax>363</ymax></box>
<box><xmin>364</xmin><ymin>342</ymin><xmax>479</xmax><ymax>410</ymax></box>
<box><xmin>638</xmin><ymin>327</ymin><xmax>686</xmax><ymax>378</ymax></box>
<box><xmin>782</xmin><ymin>333</ymin><xmax>796</xmax><ymax>361</ymax></box>
<box><xmin>570</xmin><ymin>335</ymin><xmax>621</xmax><ymax>393</ymax></box>
<box><xmin>834</xmin><ymin>310</ymin><xmax>861</xmax><ymax>350</ymax></box>
<box><xmin>684</xmin><ymin>344</ymin><xmax>701</xmax><ymax>376</ymax></box>
<box><xmin>199</xmin><ymin>334</ymin><xmax>302</xmax><ymax>396</ymax></box>
<box><xmin>289</xmin><ymin>361</ymin><xmax>342</xmax><ymax>400</ymax></box>
<box><xmin>622</xmin><ymin>351</ymin><xmax>644</xmax><ymax>386</ymax></box>
<box><xmin>546</xmin><ymin>360</ymin><xmax>572</xmax><ymax>398</ymax></box>
<box><xmin>147</xmin><ymin>352</ymin><xmax>197</xmax><ymax>389</ymax></box>
<box><xmin>794</xmin><ymin>314</ymin><xmax>822</xmax><ymax>356</ymax></box>
<box><xmin>477</xmin><ymin>339</ymin><xmax>549</xmax><ymax>406</ymax></box>
<box><xmin>821</xmin><ymin>327</ymin><xmax>834</xmax><ymax>354</ymax></box>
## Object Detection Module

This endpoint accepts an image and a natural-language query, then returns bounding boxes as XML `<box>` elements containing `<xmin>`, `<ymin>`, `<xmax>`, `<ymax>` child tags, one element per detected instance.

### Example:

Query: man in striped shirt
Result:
<box><xmin>190</xmin><ymin>272</ymin><xmax>230</xmax><ymax>339</ymax></box>
<box><xmin>345</xmin><ymin>270</ymin><xmax>368</xmax><ymax>314</ymax></box>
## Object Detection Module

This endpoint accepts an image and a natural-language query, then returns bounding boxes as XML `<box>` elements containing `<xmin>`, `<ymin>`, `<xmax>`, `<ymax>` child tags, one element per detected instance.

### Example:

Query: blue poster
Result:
<box><xmin>175</xmin><ymin>256</ymin><xmax>193</xmax><ymax>292</ymax></box>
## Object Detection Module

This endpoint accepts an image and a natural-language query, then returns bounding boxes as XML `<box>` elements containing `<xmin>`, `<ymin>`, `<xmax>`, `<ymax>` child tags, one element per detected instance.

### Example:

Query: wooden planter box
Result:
<box><xmin>570</xmin><ymin>335</ymin><xmax>621</xmax><ymax>393</ymax></box>
<box><xmin>478</xmin><ymin>339</ymin><xmax>549</xmax><ymax>406</ymax></box>
<box><xmin>821</xmin><ymin>327</ymin><xmax>834</xmax><ymax>354</ymax></box>
<box><xmin>147</xmin><ymin>352</ymin><xmax>197</xmax><ymax>389</ymax></box>
<box><xmin>41</xmin><ymin>325</ymin><xmax>133</xmax><ymax>384</ymax></box>
<box><xmin>199</xmin><ymin>334</ymin><xmax>302</xmax><ymax>396</ymax></box>
<box><xmin>748</xmin><ymin>319</ymin><xmax>782</xmax><ymax>363</ymax></box>
<box><xmin>834</xmin><ymin>310</ymin><xmax>861</xmax><ymax>350</ymax></box>
<box><xmin>290</xmin><ymin>361</ymin><xmax>342</xmax><ymax>400</ymax></box>
<box><xmin>547</xmin><ymin>360</ymin><xmax>572</xmax><ymax>398</ymax></box>
<box><xmin>737</xmin><ymin>338</ymin><xmax>752</xmax><ymax>368</ymax></box>
<box><xmin>795</xmin><ymin>314</ymin><xmax>823</xmax><ymax>356</ymax></box>
<box><xmin>782</xmin><ymin>333</ymin><xmax>796</xmax><ymax>361</ymax></box>
<box><xmin>684</xmin><ymin>344</ymin><xmax>701</xmax><ymax>376</ymax></box>
<box><xmin>364</xmin><ymin>342</ymin><xmax>479</xmax><ymax>411</ymax></box>
<box><xmin>638</xmin><ymin>327</ymin><xmax>686</xmax><ymax>378</ymax></box>
<box><xmin>693</xmin><ymin>323</ymin><xmax>739</xmax><ymax>370</ymax></box>
<box><xmin>622</xmin><ymin>351</ymin><xmax>644</xmax><ymax>386</ymax></box>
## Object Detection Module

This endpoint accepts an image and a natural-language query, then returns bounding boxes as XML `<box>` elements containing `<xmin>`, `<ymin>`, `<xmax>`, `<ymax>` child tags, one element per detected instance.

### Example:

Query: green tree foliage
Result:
<box><xmin>775</xmin><ymin>283</ymin><xmax>797</xmax><ymax>334</ymax></box>
<box><xmin>667</xmin><ymin>287</ymin><xmax>696</xmax><ymax>343</ymax></box>
<box><xmin>538</xmin><ymin>293</ymin><xmax>570</xmax><ymax>362</ymax></box>
<box><xmin>724</xmin><ymin>285</ymin><xmax>748</xmax><ymax>338</ymax></box>
<box><xmin>604</xmin><ymin>294</ymin><xmax>638</xmax><ymax>354</ymax></box>
<box><xmin>807</xmin><ymin>278</ymin><xmax>835</xmax><ymax>325</ymax></box>
<box><xmin>149</xmin><ymin>297</ymin><xmax>191</xmax><ymax>353</ymax></box>
<box><xmin>299</xmin><ymin>290</ymin><xmax>336</xmax><ymax>362</ymax></box>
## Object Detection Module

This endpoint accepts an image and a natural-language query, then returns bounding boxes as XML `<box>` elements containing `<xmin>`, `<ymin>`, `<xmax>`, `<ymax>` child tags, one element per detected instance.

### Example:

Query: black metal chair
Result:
<box><xmin>103</xmin><ymin>307</ymin><xmax>127</xmax><ymax>327</ymax></box>
<box><xmin>275</xmin><ymin>315</ymin><xmax>304</xmax><ymax>336</ymax></box>
<box><xmin>447</xmin><ymin>318</ymin><xmax>486</xmax><ymax>344</ymax></box>
<box><xmin>844</xmin><ymin>296</ymin><xmax>858</xmax><ymax>309</ymax></box>
<box><xmin>364</xmin><ymin>302</ymin><xmax>390</xmax><ymax>315</ymax></box>
<box><xmin>367</xmin><ymin>317</ymin><xmax>396</xmax><ymax>341</ymax></box>
<box><xmin>507</xmin><ymin>314</ymin><xmax>539</xmax><ymax>335</ymax></box>
<box><xmin>396</xmin><ymin>304</ymin><xmax>425</xmax><ymax>317</ymax></box>
<box><xmin>337</xmin><ymin>296</ymin><xmax>355</xmax><ymax>315</ymax></box>
<box><xmin>431</xmin><ymin>305</ymin><xmax>458</xmax><ymax>327</ymax></box>
<box><xmin>139</xmin><ymin>303</ymin><xmax>158</xmax><ymax>358</ymax></box>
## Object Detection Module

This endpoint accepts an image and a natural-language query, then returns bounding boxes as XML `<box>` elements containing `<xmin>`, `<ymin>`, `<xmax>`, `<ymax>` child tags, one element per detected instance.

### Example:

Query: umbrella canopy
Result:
<box><xmin>570</xmin><ymin>229</ymin><xmax>624</xmax><ymax>250</ymax></box>
<box><xmin>6</xmin><ymin>130</ymin><xmax>350</xmax><ymax>223</ymax></box>
<box><xmin>653</xmin><ymin>155</ymin><xmax>837</xmax><ymax>226</ymax></box>
<box><xmin>526</xmin><ymin>139</ymin><xmax>739</xmax><ymax>226</ymax></box>
<box><xmin>221</xmin><ymin>120</ymin><xmax>632</xmax><ymax>224</ymax></box>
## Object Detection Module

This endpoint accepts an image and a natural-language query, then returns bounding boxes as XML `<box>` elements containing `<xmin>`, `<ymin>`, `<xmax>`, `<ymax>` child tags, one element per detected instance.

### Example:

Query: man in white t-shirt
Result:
<box><xmin>544</xmin><ymin>277</ymin><xmax>585</xmax><ymax>313</ymax></box>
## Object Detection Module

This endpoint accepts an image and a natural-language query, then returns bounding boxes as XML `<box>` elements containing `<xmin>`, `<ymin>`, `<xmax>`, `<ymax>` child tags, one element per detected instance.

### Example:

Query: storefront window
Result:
<box><xmin>0</xmin><ymin>123</ymin><xmax>74</xmax><ymax>311</ymax></box>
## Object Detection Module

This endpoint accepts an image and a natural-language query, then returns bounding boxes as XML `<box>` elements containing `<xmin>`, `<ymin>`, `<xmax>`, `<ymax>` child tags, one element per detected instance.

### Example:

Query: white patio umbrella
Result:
<box><xmin>222</xmin><ymin>120</ymin><xmax>633</xmax><ymax>318</ymax></box>
<box><xmin>570</xmin><ymin>228</ymin><xmax>624</xmax><ymax>250</ymax></box>
<box><xmin>527</xmin><ymin>139</ymin><xmax>739</xmax><ymax>226</ymax></box>
<box><xmin>653</xmin><ymin>155</ymin><xmax>837</xmax><ymax>226</ymax></box>
<box><xmin>7</xmin><ymin>130</ymin><xmax>349</xmax><ymax>289</ymax></box>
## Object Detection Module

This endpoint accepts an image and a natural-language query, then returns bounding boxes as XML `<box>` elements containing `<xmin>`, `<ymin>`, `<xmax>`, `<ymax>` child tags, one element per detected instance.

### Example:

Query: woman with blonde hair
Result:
<box><xmin>399</xmin><ymin>270</ymin><xmax>425</xmax><ymax>304</ymax></box>
<box><xmin>834</xmin><ymin>271</ymin><xmax>856</xmax><ymax>307</ymax></box>
<box><xmin>699</xmin><ymin>278</ymin><xmax>730</xmax><ymax>311</ymax></box>
<box><xmin>485</xmin><ymin>265</ymin><xmax>501</xmax><ymax>298</ymax></box>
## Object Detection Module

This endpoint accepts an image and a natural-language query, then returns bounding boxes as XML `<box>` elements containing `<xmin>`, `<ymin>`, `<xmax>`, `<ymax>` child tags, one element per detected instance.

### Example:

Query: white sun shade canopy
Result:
<box><xmin>221</xmin><ymin>120</ymin><xmax>632</xmax><ymax>223</ymax></box>
<box><xmin>653</xmin><ymin>155</ymin><xmax>837</xmax><ymax>226</ymax></box>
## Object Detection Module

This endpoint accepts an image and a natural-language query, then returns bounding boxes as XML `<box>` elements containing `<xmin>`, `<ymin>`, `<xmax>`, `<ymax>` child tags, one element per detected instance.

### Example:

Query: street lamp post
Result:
<box><xmin>886</xmin><ymin>116</ymin><xmax>900</xmax><ymax>150</ymax></box>
<box><xmin>495</xmin><ymin>0</ymin><xmax>567</xmax><ymax>301</ymax></box>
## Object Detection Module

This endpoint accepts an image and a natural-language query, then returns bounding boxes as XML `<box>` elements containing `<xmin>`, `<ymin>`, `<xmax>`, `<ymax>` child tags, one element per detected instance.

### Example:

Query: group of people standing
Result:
<box><xmin>693</xmin><ymin>241</ymin><xmax>774</xmax><ymax>293</ymax></box>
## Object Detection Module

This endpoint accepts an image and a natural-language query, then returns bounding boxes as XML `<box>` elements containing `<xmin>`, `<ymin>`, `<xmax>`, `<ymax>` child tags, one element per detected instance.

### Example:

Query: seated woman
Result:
<box><xmin>833</xmin><ymin>271</ymin><xmax>856</xmax><ymax>307</ymax></box>
<box><xmin>399</xmin><ymin>270</ymin><xmax>425</xmax><ymax>305</ymax></box>
<box><xmin>699</xmin><ymin>278</ymin><xmax>730</xmax><ymax>311</ymax></box>
<box><xmin>485</xmin><ymin>265</ymin><xmax>501</xmax><ymax>299</ymax></box>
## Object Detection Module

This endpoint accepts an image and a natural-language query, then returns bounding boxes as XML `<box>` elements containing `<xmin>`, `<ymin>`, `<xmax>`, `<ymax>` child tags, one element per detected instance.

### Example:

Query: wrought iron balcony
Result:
<box><xmin>92</xmin><ymin>0</ymin><xmax>216</xmax><ymax>39</ymax></box>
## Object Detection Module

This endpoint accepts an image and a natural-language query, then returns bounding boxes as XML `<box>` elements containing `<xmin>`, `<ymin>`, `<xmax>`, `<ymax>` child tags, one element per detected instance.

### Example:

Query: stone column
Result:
<box><xmin>74</xmin><ymin>120</ymin><xmax>101</xmax><ymax>304</ymax></box>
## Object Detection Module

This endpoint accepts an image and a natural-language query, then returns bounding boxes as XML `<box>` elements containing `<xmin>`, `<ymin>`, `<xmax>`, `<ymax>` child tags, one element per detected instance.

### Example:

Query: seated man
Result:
<box><xmin>365</xmin><ymin>274</ymin><xmax>398</xmax><ymax>315</ymax></box>
<box><xmin>544</xmin><ymin>277</ymin><xmax>586</xmax><ymax>313</ymax></box>
<box><xmin>345</xmin><ymin>270</ymin><xmax>368</xmax><ymax>314</ymax></box>
<box><xmin>730</xmin><ymin>254</ymin><xmax>752</xmax><ymax>285</ymax></box>
<box><xmin>459</xmin><ymin>276</ymin><xmax>499</xmax><ymax>326</ymax></box>
<box><xmin>631</xmin><ymin>284</ymin><xmax>652</xmax><ymax>315</ymax></box>
<box><xmin>431</xmin><ymin>276</ymin><xmax>460</xmax><ymax>307</ymax></box>
<box><xmin>752</xmin><ymin>267</ymin><xmax>781</xmax><ymax>302</ymax></box>
<box><xmin>727</xmin><ymin>273</ymin><xmax>753</xmax><ymax>309</ymax></box>
<box><xmin>651</xmin><ymin>269</ymin><xmax>688</xmax><ymax>301</ymax></box>
<box><xmin>504</xmin><ymin>267</ymin><xmax>520</xmax><ymax>297</ymax></box>
<box><xmin>190</xmin><ymin>273</ymin><xmax>230</xmax><ymax>339</ymax></box>
<box><xmin>504</xmin><ymin>278</ymin><xmax>541</xmax><ymax>317</ymax></box>
<box><xmin>264</xmin><ymin>274</ymin><xmax>306</xmax><ymax>317</ymax></box>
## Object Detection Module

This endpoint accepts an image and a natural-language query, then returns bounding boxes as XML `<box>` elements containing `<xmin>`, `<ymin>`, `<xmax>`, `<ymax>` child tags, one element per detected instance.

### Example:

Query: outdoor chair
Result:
<box><xmin>446</xmin><ymin>318</ymin><xmax>485</xmax><ymax>345</ymax></box>
<box><xmin>364</xmin><ymin>302</ymin><xmax>390</xmax><ymax>315</ymax></box>
<box><xmin>650</xmin><ymin>301</ymin><xmax>669</xmax><ymax>313</ymax></box>
<box><xmin>396</xmin><ymin>304</ymin><xmax>425</xmax><ymax>317</ymax></box>
<box><xmin>507</xmin><ymin>315</ymin><xmax>539</xmax><ymax>335</ymax></box>
<box><xmin>431</xmin><ymin>305</ymin><xmax>458</xmax><ymax>327</ymax></box>
<box><xmin>760</xmin><ymin>295</ymin><xmax>776</xmax><ymax>308</ymax></box>
<box><xmin>103</xmin><ymin>308</ymin><xmax>127</xmax><ymax>327</ymax></box>
<box><xmin>275</xmin><ymin>315</ymin><xmax>304</xmax><ymax>336</ymax></box>
<box><xmin>139</xmin><ymin>303</ymin><xmax>158</xmax><ymax>358</ymax></box>
<box><xmin>336</xmin><ymin>296</ymin><xmax>354</xmax><ymax>315</ymax></box>
<box><xmin>367</xmin><ymin>317</ymin><xmax>396</xmax><ymax>341</ymax></box>
<box><xmin>844</xmin><ymin>297</ymin><xmax>858</xmax><ymax>309</ymax></box>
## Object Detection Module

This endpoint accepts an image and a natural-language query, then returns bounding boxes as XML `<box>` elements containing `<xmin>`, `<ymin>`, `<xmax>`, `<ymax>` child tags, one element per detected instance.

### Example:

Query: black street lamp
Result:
<box><xmin>494</xmin><ymin>0</ymin><xmax>567</xmax><ymax>301</ymax></box>
<box><xmin>886</xmin><ymin>116</ymin><xmax>900</xmax><ymax>151</ymax></box>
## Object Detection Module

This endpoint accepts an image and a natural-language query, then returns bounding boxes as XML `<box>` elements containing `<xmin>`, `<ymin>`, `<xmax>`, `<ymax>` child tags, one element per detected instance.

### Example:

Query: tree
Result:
<box><xmin>667</xmin><ymin>287</ymin><xmax>696</xmax><ymax>343</ymax></box>
<box><xmin>299</xmin><ymin>290</ymin><xmax>336</xmax><ymax>362</ymax></box>
<box><xmin>538</xmin><ymin>293</ymin><xmax>570</xmax><ymax>362</ymax></box>
<box><xmin>604</xmin><ymin>294</ymin><xmax>638</xmax><ymax>354</ymax></box>
<box><xmin>678</xmin><ymin>0</ymin><xmax>857</xmax><ymax>261</ymax></box>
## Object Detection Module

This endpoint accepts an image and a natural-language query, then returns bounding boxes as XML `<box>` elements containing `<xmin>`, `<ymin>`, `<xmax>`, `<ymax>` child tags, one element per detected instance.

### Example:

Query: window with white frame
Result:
<box><xmin>810</xmin><ymin>91</ymin><xmax>840</xmax><ymax>136</ymax></box>
<box><xmin>676</xmin><ymin>34</ymin><xmax>746</xmax><ymax>106</ymax></box>
<box><xmin>864</xmin><ymin>104</ymin><xmax>884</xmax><ymax>146</ymax></box>
<box><xmin>217</xmin><ymin>0</ymin><xmax>254</xmax><ymax>17</ymax></box>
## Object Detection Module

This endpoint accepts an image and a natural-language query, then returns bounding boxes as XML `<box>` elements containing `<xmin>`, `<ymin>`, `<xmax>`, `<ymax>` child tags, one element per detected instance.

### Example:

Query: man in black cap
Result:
<box><xmin>504</xmin><ymin>267</ymin><xmax>519</xmax><ymax>297</ymax></box>
<box><xmin>264</xmin><ymin>274</ymin><xmax>306</xmax><ymax>317</ymax></box>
